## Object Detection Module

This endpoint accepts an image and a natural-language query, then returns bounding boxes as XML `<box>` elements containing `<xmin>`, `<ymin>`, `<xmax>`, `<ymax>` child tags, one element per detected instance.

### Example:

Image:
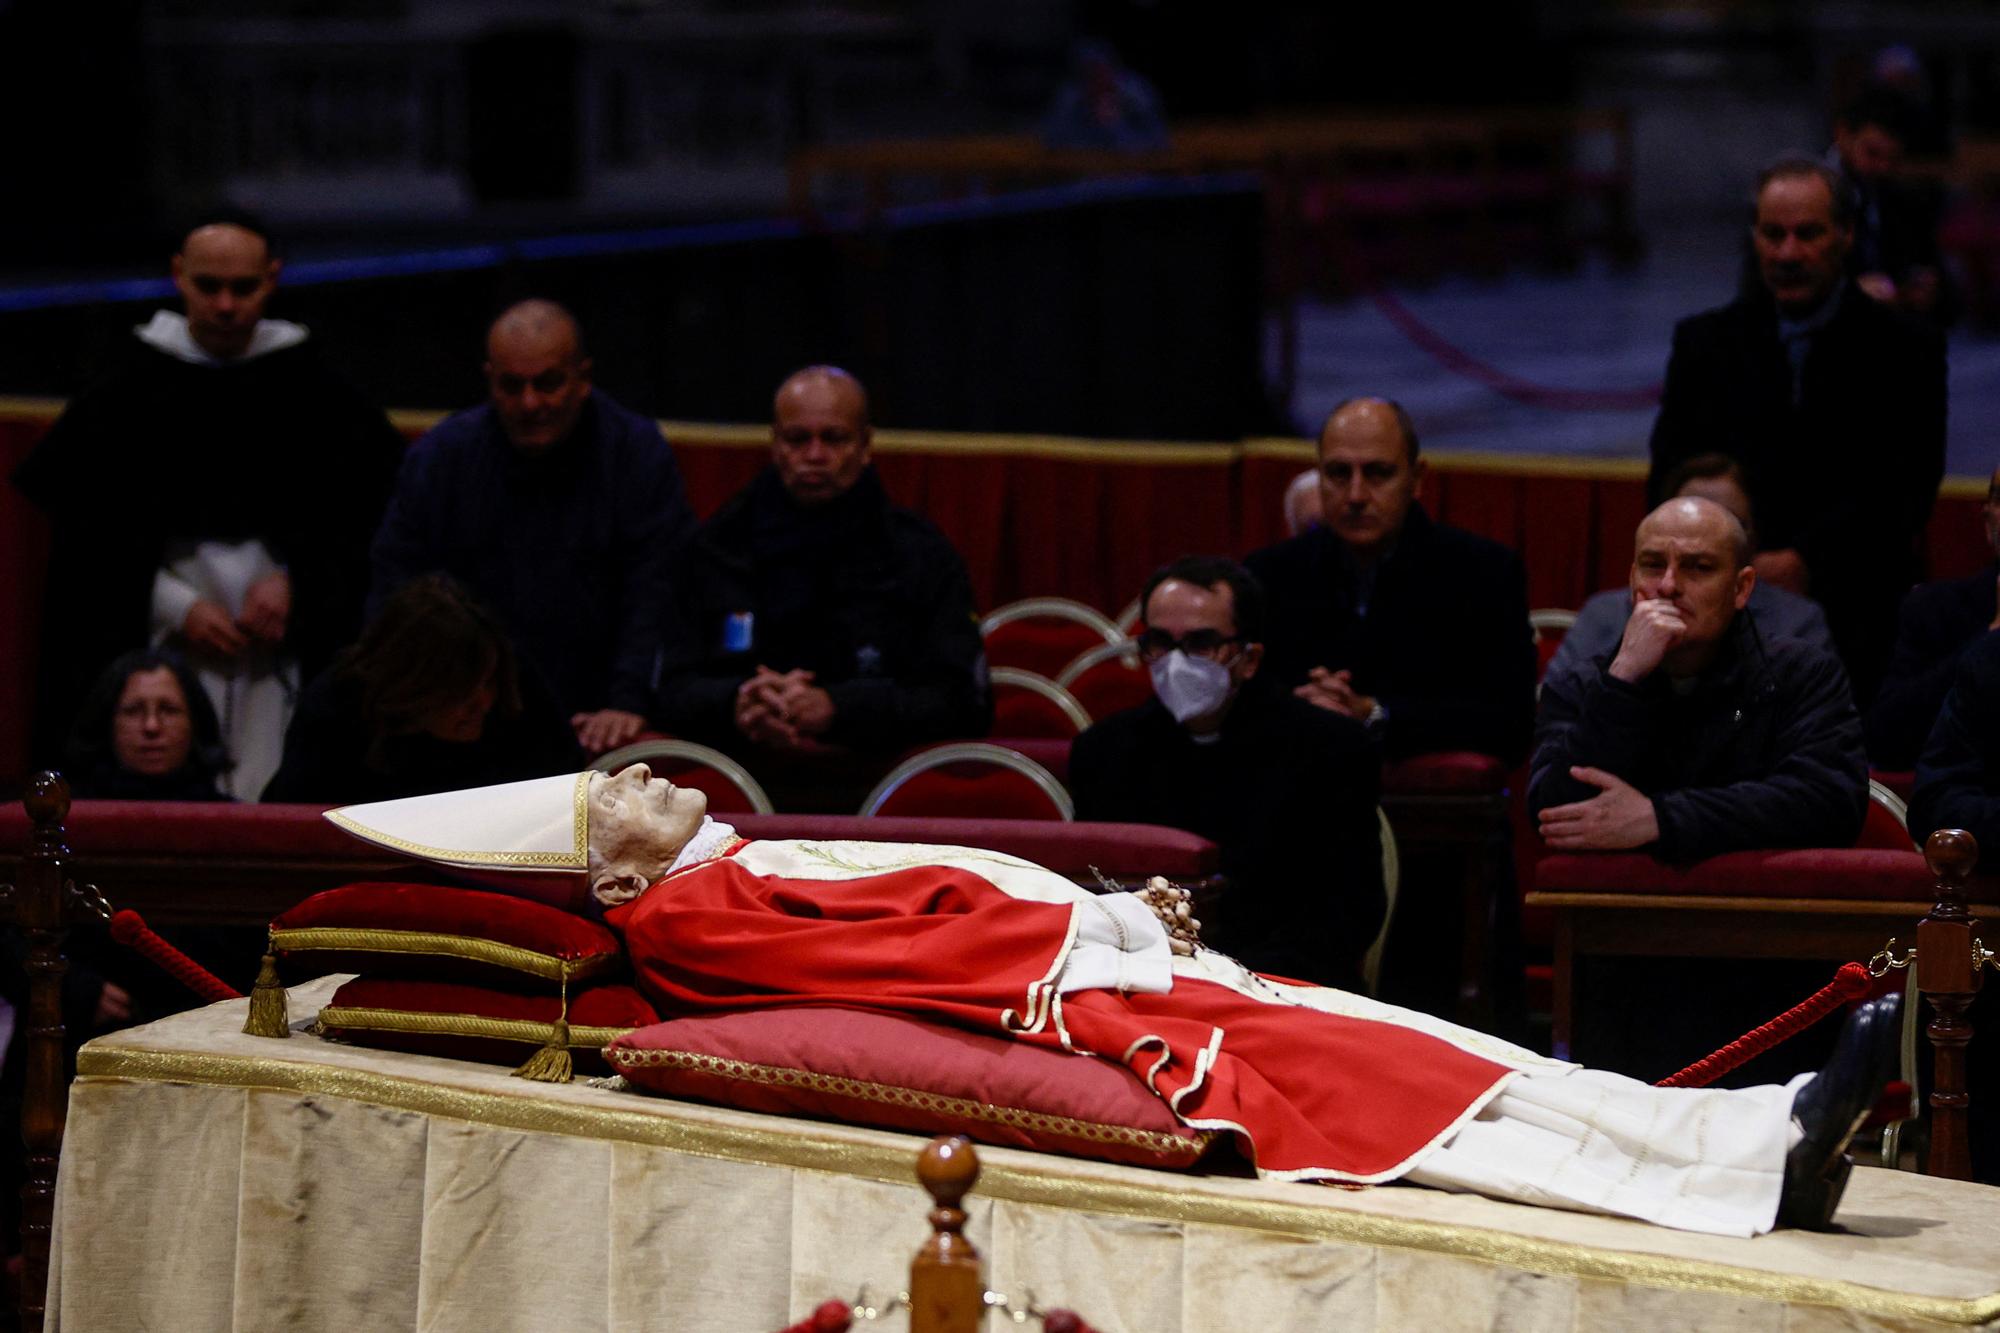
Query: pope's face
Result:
<box><xmin>587</xmin><ymin>764</ymin><xmax>708</xmax><ymax>904</ymax></box>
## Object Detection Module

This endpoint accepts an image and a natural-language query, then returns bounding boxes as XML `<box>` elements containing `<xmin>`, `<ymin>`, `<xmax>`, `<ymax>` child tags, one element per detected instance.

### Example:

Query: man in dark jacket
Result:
<box><xmin>1071</xmin><ymin>556</ymin><xmax>1383</xmax><ymax>991</ymax></box>
<box><xmin>1532</xmin><ymin>497</ymin><xmax>1867</xmax><ymax>862</ymax></box>
<box><xmin>1245</xmin><ymin>396</ymin><xmax>1535</xmax><ymax>766</ymax></box>
<box><xmin>1649</xmin><ymin>158</ymin><xmax>1946</xmax><ymax>706</ymax></box>
<box><xmin>1866</xmin><ymin>465</ymin><xmax>2000</xmax><ymax>769</ymax></box>
<box><xmin>1910</xmin><ymin>629</ymin><xmax>2000</xmax><ymax>864</ymax></box>
<box><xmin>369</xmin><ymin>299</ymin><xmax>695</xmax><ymax>756</ymax></box>
<box><xmin>654</xmin><ymin>367</ymin><xmax>989</xmax><ymax>805</ymax></box>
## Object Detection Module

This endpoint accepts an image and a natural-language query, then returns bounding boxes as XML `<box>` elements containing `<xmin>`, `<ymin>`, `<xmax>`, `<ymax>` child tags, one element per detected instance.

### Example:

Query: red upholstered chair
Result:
<box><xmin>1379</xmin><ymin>751</ymin><xmax>1513</xmax><ymax>1025</ymax></box>
<box><xmin>981</xmin><ymin>597</ymin><xmax>1123</xmax><ymax>680</ymax></box>
<box><xmin>978</xmin><ymin>736</ymin><xmax>1071</xmax><ymax>784</ymax></box>
<box><xmin>1361</xmin><ymin>806</ymin><xmax>1402</xmax><ymax>997</ymax></box>
<box><xmin>1056</xmin><ymin>641</ymin><xmax>1151</xmax><ymax>722</ymax></box>
<box><xmin>990</xmin><ymin>667</ymin><xmax>1092</xmax><ymax>738</ymax></box>
<box><xmin>1528</xmin><ymin>608</ymin><xmax>1577</xmax><ymax>696</ymax></box>
<box><xmin>860</xmin><ymin>743</ymin><xmax>1074</xmax><ymax>821</ymax></box>
<box><xmin>591</xmin><ymin>738</ymin><xmax>776</xmax><ymax>816</ymax></box>
<box><xmin>1870</xmin><ymin>768</ymin><xmax>1916</xmax><ymax>804</ymax></box>
<box><xmin>1857</xmin><ymin>779</ymin><xmax>1918</xmax><ymax>852</ymax></box>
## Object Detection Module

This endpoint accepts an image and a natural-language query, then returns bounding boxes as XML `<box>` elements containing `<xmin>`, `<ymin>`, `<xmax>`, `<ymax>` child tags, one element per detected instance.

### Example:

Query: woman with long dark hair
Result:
<box><xmin>262</xmin><ymin>574</ymin><xmax>581</xmax><ymax>803</ymax></box>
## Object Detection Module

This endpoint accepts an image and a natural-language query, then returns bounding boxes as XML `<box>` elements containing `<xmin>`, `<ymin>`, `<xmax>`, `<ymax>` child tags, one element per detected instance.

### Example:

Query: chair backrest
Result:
<box><xmin>1055</xmin><ymin>641</ymin><xmax>1152</xmax><ymax>721</ymax></box>
<box><xmin>1856</xmin><ymin>778</ymin><xmax>1917</xmax><ymax>852</ymax></box>
<box><xmin>1361</xmin><ymin>805</ymin><xmax>1401</xmax><ymax>997</ymax></box>
<box><xmin>981</xmin><ymin>597</ymin><xmax>1124</xmax><ymax>679</ymax></box>
<box><xmin>1113</xmin><ymin>596</ymin><xmax>1143</xmax><ymax>635</ymax></box>
<box><xmin>1528</xmin><ymin>607</ymin><xmax>1578</xmax><ymax>685</ymax></box>
<box><xmin>990</xmin><ymin>667</ymin><xmax>1092</xmax><ymax>737</ymax></box>
<box><xmin>589</xmin><ymin>738</ymin><xmax>776</xmax><ymax>815</ymax></box>
<box><xmin>861</xmin><ymin>742</ymin><xmax>1075</xmax><ymax>820</ymax></box>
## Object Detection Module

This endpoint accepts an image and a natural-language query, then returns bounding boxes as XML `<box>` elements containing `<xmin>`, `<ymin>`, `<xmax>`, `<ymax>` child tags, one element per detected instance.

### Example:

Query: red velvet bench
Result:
<box><xmin>0</xmin><ymin>799</ymin><xmax>1219</xmax><ymax>930</ymax></box>
<box><xmin>1528</xmin><ymin>848</ymin><xmax>2000</xmax><ymax>1060</ymax></box>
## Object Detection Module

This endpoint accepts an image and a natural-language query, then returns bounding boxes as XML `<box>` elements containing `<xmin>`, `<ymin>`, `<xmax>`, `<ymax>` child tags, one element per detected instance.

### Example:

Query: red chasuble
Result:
<box><xmin>609</xmin><ymin>839</ymin><xmax>1517</xmax><ymax>1184</ymax></box>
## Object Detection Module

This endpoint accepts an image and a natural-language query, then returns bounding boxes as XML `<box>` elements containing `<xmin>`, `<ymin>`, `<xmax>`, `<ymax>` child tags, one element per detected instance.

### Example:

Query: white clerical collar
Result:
<box><xmin>665</xmin><ymin>817</ymin><xmax>739</xmax><ymax>876</ymax></box>
<box><xmin>135</xmin><ymin>309</ymin><xmax>310</xmax><ymax>366</ymax></box>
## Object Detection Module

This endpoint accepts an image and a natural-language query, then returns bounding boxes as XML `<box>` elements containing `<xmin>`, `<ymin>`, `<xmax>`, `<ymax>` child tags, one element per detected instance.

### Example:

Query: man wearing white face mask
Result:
<box><xmin>1072</xmin><ymin>556</ymin><xmax>1384</xmax><ymax>989</ymax></box>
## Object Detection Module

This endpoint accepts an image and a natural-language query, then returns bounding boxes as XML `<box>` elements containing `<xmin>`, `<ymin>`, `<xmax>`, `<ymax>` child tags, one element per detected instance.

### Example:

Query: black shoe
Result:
<box><xmin>1778</xmin><ymin>993</ymin><xmax>1902</xmax><ymax>1230</ymax></box>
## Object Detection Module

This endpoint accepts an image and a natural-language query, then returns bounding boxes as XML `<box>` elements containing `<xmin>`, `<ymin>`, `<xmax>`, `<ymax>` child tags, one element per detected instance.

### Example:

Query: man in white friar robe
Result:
<box><xmin>12</xmin><ymin>209</ymin><xmax>402</xmax><ymax>795</ymax></box>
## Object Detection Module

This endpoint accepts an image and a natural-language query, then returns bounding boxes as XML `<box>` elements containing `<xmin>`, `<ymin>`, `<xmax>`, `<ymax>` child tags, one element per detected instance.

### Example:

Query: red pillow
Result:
<box><xmin>314</xmin><ymin>977</ymin><xmax>658</xmax><ymax>1071</ymax></box>
<box><xmin>271</xmin><ymin>882</ymin><xmax>622</xmax><ymax>989</ymax></box>
<box><xmin>605</xmin><ymin>1006</ymin><xmax>1215</xmax><ymax>1169</ymax></box>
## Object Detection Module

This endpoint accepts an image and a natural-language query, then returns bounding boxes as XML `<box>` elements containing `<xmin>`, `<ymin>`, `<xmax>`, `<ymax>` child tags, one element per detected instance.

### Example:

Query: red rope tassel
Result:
<box><xmin>108</xmin><ymin>909</ymin><xmax>242</xmax><ymax>1004</ymax></box>
<box><xmin>1655</xmin><ymin>962</ymin><xmax>1874</xmax><ymax>1089</ymax></box>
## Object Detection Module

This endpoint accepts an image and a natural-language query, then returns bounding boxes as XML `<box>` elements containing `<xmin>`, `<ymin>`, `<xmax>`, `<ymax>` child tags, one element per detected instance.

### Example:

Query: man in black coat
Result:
<box><xmin>1649</xmin><ymin>158</ymin><xmax>1947</xmax><ymax>706</ymax></box>
<box><xmin>1071</xmin><ymin>556</ymin><xmax>1383</xmax><ymax>991</ymax></box>
<box><xmin>1245</xmin><ymin>396</ymin><xmax>1535</xmax><ymax>766</ymax></box>
<box><xmin>1910</xmin><ymin>630</ymin><xmax>2000</xmax><ymax>864</ymax></box>
<box><xmin>1532</xmin><ymin>498</ymin><xmax>1867</xmax><ymax>862</ymax></box>
<box><xmin>369</xmin><ymin>299</ymin><xmax>695</xmax><ymax>757</ymax></box>
<box><xmin>654</xmin><ymin>367</ymin><xmax>989</xmax><ymax>807</ymax></box>
<box><xmin>1867</xmin><ymin>466</ymin><xmax>2000</xmax><ymax>769</ymax></box>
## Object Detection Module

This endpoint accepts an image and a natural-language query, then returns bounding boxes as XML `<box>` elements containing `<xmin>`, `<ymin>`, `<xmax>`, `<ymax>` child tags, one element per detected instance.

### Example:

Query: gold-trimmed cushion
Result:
<box><xmin>272</xmin><ymin>882</ymin><xmax>621</xmax><ymax>989</ymax></box>
<box><xmin>606</xmin><ymin>1006</ymin><xmax>1216</xmax><ymax>1169</ymax></box>
<box><xmin>314</xmin><ymin>977</ymin><xmax>657</xmax><ymax>1071</ymax></box>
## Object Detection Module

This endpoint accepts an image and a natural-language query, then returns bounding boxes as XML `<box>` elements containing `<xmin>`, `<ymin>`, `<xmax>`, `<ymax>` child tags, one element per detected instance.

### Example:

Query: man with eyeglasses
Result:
<box><xmin>13</xmin><ymin>209</ymin><xmax>404</xmax><ymax>797</ymax></box>
<box><xmin>1071</xmin><ymin>555</ymin><xmax>1384</xmax><ymax>990</ymax></box>
<box><xmin>1868</xmin><ymin>465</ymin><xmax>2000</xmax><ymax>768</ymax></box>
<box><xmin>369</xmin><ymin>299</ymin><xmax>696</xmax><ymax>760</ymax></box>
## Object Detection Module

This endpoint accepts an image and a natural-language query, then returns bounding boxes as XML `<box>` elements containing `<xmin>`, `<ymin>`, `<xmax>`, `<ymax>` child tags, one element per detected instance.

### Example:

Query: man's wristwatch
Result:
<box><xmin>1363</xmin><ymin>700</ymin><xmax>1389</xmax><ymax>736</ymax></box>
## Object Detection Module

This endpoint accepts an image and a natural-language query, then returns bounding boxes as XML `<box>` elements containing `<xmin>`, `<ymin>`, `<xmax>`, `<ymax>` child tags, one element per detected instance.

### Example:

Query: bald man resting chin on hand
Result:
<box><xmin>1529</xmin><ymin>497</ymin><xmax>1868</xmax><ymax>863</ymax></box>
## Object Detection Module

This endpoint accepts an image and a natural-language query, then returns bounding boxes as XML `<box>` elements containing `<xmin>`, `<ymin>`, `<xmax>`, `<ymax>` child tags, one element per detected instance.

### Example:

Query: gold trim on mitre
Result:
<box><xmin>323</xmin><ymin>772</ymin><xmax>592</xmax><ymax>871</ymax></box>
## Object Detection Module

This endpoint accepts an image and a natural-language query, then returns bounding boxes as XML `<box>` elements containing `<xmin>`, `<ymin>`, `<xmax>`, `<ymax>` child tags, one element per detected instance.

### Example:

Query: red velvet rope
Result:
<box><xmin>1655</xmin><ymin>961</ymin><xmax>1875</xmax><ymax>1089</ymax></box>
<box><xmin>107</xmin><ymin>909</ymin><xmax>242</xmax><ymax>1004</ymax></box>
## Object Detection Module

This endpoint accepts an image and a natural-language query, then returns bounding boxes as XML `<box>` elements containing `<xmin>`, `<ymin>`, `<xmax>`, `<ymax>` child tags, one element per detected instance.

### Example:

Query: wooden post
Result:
<box><xmin>909</xmin><ymin>1136</ymin><xmax>983</xmax><ymax>1333</ymax></box>
<box><xmin>1918</xmin><ymin>827</ymin><xmax>1982</xmax><ymax>1180</ymax></box>
<box><xmin>11</xmin><ymin>774</ymin><xmax>74</xmax><ymax>1332</ymax></box>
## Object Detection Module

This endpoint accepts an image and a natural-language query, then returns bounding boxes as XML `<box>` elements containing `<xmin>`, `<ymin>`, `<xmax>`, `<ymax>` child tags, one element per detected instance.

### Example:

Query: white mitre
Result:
<box><xmin>325</xmin><ymin>772</ymin><xmax>594</xmax><ymax>910</ymax></box>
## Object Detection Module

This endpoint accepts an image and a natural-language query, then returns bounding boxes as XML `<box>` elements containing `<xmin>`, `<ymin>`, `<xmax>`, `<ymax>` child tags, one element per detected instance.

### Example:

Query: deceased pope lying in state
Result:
<box><xmin>325</xmin><ymin>765</ymin><xmax>1895</xmax><ymax>1239</ymax></box>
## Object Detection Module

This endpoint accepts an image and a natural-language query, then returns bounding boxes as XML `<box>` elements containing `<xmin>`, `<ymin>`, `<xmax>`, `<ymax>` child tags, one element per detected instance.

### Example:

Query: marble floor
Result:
<box><xmin>1283</xmin><ymin>229</ymin><xmax>2000</xmax><ymax>480</ymax></box>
